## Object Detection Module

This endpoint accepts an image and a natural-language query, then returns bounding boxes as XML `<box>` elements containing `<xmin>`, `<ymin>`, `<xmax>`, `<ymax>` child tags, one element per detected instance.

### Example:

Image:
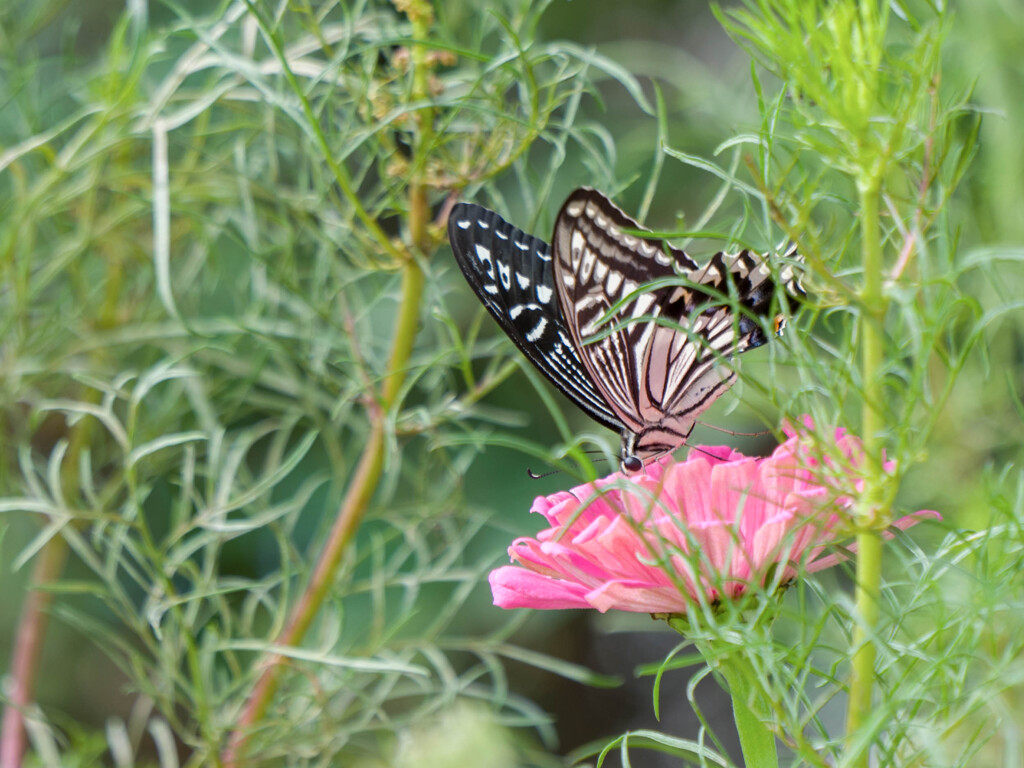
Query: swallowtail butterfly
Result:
<box><xmin>447</xmin><ymin>188</ymin><xmax>804</xmax><ymax>472</ymax></box>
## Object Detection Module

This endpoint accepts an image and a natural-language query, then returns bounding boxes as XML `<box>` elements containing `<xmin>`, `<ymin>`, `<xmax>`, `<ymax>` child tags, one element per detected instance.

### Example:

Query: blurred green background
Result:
<box><xmin>1</xmin><ymin>0</ymin><xmax>1022</xmax><ymax>765</ymax></box>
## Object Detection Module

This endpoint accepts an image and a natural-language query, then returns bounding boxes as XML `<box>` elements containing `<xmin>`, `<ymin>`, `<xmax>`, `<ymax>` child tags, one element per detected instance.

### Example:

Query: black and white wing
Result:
<box><xmin>552</xmin><ymin>188</ymin><xmax>804</xmax><ymax>461</ymax></box>
<box><xmin>447</xmin><ymin>202</ymin><xmax>623</xmax><ymax>432</ymax></box>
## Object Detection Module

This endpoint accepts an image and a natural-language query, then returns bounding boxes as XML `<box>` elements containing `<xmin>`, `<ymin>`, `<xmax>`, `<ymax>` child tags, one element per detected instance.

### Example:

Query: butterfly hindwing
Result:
<box><xmin>447</xmin><ymin>202</ymin><xmax>623</xmax><ymax>432</ymax></box>
<box><xmin>552</xmin><ymin>188</ymin><xmax>804</xmax><ymax>459</ymax></box>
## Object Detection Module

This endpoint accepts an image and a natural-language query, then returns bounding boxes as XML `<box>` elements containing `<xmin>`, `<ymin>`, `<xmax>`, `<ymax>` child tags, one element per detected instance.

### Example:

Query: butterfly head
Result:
<box><xmin>619</xmin><ymin>429</ymin><xmax>683</xmax><ymax>474</ymax></box>
<box><xmin>621</xmin><ymin>455</ymin><xmax>645</xmax><ymax>474</ymax></box>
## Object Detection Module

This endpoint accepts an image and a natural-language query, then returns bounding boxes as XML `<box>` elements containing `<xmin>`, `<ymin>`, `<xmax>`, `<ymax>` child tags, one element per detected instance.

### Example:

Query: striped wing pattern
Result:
<box><xmin>448</xmin><ymin>188</ymin><xmax>804</xmax><ymax>468</ymax></box>
<box><xmin>447</xmin><ymin>202</ymin><xmax>624</xmax><ymax>432</ymax></box>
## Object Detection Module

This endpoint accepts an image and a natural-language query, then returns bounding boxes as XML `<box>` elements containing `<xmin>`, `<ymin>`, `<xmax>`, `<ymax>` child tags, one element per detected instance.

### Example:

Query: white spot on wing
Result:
<box><xmin>516</xmin><ymin>273</ymin><xmax>530</xmax><ymax>290</ymax></box>
<box><xmin>497</xmin><ymin>260</ymin><xmax>511</xmax><ymax>289</ymax></box>
<box><xmin>475</xmin><ymin>244</ymin><xmax>491</xmax><ymax>262</ymax></box>
<box><xmin>526</xmin><ymin>317</ymin><xmax>548</xmax><ymax>342</ymax></box>
<box><xmin>495</xmin><ymin>229</ymin><xmax>508</xmax><ymax>240</ymax></box>
<box><xmin>536</xmin><ymin>284</ymin><xmax>553</xmax><ymax>303</ymax></box>
<box><xmin>478</xmin><ymin>219</ymin><xmax>490</xmax><ymax>229</ymax></box>
<box><xmin>457</xmin><ymin>219</ymin><xmax>471</xmax><ymax>230</ymax></box>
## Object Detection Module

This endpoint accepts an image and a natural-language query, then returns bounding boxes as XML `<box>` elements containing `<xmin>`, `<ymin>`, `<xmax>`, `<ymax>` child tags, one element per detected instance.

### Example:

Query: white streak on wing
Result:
<box><xmin>484</xmin><ymin>284</ymin><xmax>499</xmax><ymax>295</ymax></box>
<box><xmin>537</xmin><ymin>249</ymin><xmax>552</xmax><ymax>262</ymax></box>
<box><xmin>526</xmin><ymin>317</ymin><xmax>548</xmax><ymax>342</ymax></box>
<box><xmin>710</xmin><ymin>329</ymin><xmax>735</xmax><ymax>351</ymax></box>
<box><xmin>631</xmin><ymin>293</ymin><xmax>655</xmax><ymax>319</ymax></box>
<box><xmin>632</xmin><ymin>305</ymin><xmax>661</xmax><ymax>371</ymax></box>
<box><xmin>606</xmin><ymin>271</ymin><xmax>623</xmax><ymax>296</ymax></box>
<box><xmin>457</xmin><ymin>219</ymin><xmax>471</xmax><ymax>230</ymax></box>
<box><xmin>733</xmin><ymin>258</ymin><xmax>749</xmax><ymax>278</ymax></box>
<box><xmin>495</xmin><ymin>229</ymin><xmax>508</xmax><ymax>240</ymax></box>
<box><xmin>655</xmin><ymin>249</ymin><xmax>672</xmax><ymax>266</ymax></box>
<box><xmin>536</xmin><ymin>284</ymin><xmax>553</xmax><ymax>303</ymax></box>
<box><xmin>669</xmin><ymin>286</ymin><xmax>689</xmax><ymax>304</ymax></box>
<box><xmin>570</xmin><ymin>231</ymin><xmax>586</xmax><ymax>266</ymax></box>
<box><xmin>578</xmin><ymin>295</ymin><xmax>604</xmax><ymax>337</ymax></box>
<box><xmin>515</xmin><ymin>240</ymin><xmax>529</xmax><ymax>251</ymax></box>
<box><xmin>665</xmin><ymin>342</ymin><xmax>697</xmax><ymax>400</ymax></box>
<box><xmin>478</xmin><ymin>219</ymin><xmax>490</xmax><ymax>229</ymax></box>
<box><xmin>581</xmin><ymin>247</ymin><xmax>596</xmax><ymax>282</ymax></box>
<box><xmin>594</xmin><ymin>259</ymin><xmax>609</xmax><ymax>283</ymax></box>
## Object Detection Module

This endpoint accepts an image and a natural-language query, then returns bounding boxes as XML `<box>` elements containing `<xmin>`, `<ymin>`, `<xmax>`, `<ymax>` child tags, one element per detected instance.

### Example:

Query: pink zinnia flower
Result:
<box><xmin>489</xmin><ymin>424</ymin><xmax>939</xmax><ymax>614</ymax></box>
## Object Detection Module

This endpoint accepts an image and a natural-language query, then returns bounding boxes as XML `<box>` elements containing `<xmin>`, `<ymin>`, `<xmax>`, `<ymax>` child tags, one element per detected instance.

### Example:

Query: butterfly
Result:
<box><xmin>447</xmin><ymin>187</ymin><xmax>805</xmax><ymax>472</ymax></box>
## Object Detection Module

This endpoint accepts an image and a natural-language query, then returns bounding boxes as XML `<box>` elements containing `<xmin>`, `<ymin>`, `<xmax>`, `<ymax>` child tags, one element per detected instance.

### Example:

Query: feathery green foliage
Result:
<box><xmin>1</xmin><ymin>1</ymin><xmax>1022</xmax><ymax>767</ymax></box>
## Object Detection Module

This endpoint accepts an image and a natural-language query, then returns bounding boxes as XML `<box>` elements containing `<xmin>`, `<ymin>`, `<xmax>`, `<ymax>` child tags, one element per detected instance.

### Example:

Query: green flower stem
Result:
<box><xmin>845</xmin><ymin>176</ymin><xmax>886</xmax><ymax>761</ymax></box>
<box><xmin>720</xmin><ymin>657</ymin><xmax>778</xmax><ymax>768</ymax></box>
<box><xmin>670</xmin><ymin>620</ymin><xmax>778</xmax><ymax>768</ymax></box>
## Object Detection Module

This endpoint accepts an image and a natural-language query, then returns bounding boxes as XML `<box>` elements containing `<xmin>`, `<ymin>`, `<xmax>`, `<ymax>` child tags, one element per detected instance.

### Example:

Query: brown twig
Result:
<box><xmin>0</xmin><ymin>537</ymin><xmax>68</xmax><ymax>768</ymax></box>
<box><xmin>222</xmin><ymin>3</ymin><xmax>437</xmax><ymax>762</ymax></box>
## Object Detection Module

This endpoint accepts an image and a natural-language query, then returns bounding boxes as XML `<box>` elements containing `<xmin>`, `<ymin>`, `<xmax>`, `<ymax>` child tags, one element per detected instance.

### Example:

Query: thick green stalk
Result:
<box><xmin>845</xmin><ymin>177</ymin><xmax>885</xmax><ymax>758</ymax></box>
<box><xmin>670</xmin><ymin>621</ymin><xmax>778</xmax><ymax>768</ymax></box>
<box><xmin>720</xmin><ymin>657</ymin><xmax>778</xmax><ymax>768</ymax></box>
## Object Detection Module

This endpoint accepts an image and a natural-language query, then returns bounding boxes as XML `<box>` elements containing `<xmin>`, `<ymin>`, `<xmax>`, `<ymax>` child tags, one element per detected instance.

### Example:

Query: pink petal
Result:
<box><xmin>489</xmin><ymin>567</ymin><xmax>592</xmax><ymax>609</ymax></box>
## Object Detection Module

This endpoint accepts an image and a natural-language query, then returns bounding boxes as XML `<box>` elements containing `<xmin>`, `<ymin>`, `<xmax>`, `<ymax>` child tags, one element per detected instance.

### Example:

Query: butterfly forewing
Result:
<box><xmin>447</xmin><ymin>202</ymin><xmax>623</xmax><ymax>432</ymax></box>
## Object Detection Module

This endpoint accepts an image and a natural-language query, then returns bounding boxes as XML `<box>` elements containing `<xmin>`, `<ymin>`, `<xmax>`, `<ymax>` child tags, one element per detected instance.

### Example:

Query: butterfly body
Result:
<box><xmin>447</xmin><ymin>188</ymin><xmax>804</xmax><ymax>471</ymax></box>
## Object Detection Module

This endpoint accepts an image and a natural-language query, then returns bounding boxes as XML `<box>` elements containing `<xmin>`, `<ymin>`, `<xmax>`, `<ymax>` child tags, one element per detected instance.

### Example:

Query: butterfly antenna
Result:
<box><xmin>527</xmin><ymin>467</ymin><xmax>562</xmax><ymax>480</ymax></box>
<box><xmin>527</xmin><ymin>450</ymin><xmax>615</xmax><ymax>480</ymax></box>
<box><xmin>685</xmin><ymin>443</ymin><xmax>728</xmax><ymax>461</ymax></box>
<box><xmin>696</xmin><ymin>420</ymin><xmax>770</xmax><ymax>438</ymax></box>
